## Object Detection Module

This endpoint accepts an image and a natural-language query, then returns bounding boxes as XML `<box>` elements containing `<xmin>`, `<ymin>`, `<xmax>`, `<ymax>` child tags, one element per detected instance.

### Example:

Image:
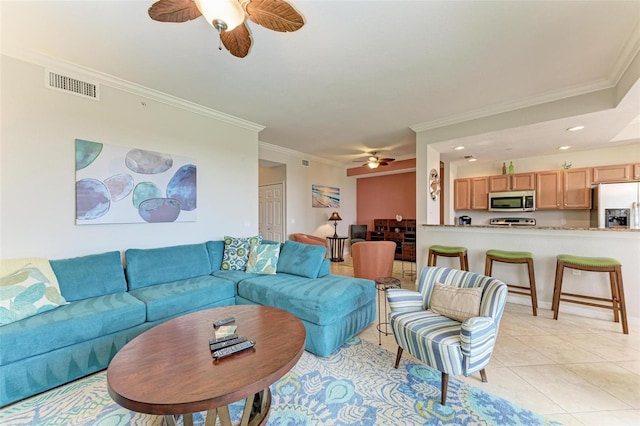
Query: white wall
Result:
<box><xmin>259</xmin><ymin>143</ymin><xmax>356</xmax><ymax>239</ymax></box>
<box><xmin>1</xmin><ymin>56</ymin><xmax>261</xmax><ymax>260</ymax></box>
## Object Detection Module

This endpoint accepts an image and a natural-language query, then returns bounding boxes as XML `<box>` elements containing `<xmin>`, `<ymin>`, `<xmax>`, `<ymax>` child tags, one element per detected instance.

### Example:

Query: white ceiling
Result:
<box><xmin>2</xmin><ymin>0</ymin><xmax>639</xmax><ymax>166</ymax></box>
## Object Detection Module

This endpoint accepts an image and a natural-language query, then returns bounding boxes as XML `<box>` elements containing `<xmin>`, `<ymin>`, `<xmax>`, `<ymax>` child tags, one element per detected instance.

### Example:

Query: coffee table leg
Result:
<box><xmin>163</xmin><ymin>414</ymin><xmax>192</xmax><ymax>426</ymax></box>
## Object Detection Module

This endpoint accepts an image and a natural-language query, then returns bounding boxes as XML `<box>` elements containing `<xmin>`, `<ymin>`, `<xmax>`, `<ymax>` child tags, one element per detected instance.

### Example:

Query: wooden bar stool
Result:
<box><xmin>552</xmin><ymin>254</ymin><xmax>628</xmax><ymax>334</ymax></box>
<box><xmin>485</xmin><ymin>249</ymin><xmax>537</xmax><ymax>316</ymax></box>
<box><xmin>427</xmin><ymin>245</ymin><xmax>469</xmax><ymax>271</ymax></box>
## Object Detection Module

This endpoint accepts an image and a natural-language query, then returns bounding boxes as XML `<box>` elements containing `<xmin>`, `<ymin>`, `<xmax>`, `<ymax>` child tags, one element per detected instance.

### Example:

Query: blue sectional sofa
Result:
<box><xmin>0</xmin><ymin>240</ymin><xmax>375</xmax><ymax>406</ymax></box>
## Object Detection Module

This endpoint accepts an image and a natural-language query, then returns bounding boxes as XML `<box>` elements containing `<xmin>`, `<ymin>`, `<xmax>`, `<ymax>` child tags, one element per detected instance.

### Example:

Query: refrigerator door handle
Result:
<box><xmin>634</xmin><ymin>201</ymin><xmax>639</xmax><ymax>229</ymax></box>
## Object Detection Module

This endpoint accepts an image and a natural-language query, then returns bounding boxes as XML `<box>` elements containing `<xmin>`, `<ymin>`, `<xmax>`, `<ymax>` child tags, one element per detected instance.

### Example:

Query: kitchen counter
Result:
<box><xmin>422</xmin><ymin>224</ymin><xmax>640</xmax><ymax>232</ymax></box>
<box><xmin>416</xmin><ymin>224</ymin><xmax>639</xmax><ymax>327</ymax></box>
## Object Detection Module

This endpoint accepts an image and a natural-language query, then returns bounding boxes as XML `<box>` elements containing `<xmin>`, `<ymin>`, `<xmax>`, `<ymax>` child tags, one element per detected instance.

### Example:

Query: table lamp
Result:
<box><xmin>328</xmin><ymin>211</ymin><xmax>342</xmax><ymax>237</ymax></box>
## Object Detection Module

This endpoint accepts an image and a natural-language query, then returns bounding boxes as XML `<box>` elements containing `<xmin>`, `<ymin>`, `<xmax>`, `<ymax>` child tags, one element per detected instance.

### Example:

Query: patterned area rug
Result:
<box><xmin>0</xmin><ymin>338</ymin><xmax>560</xmax><ymax>425</ymax></box>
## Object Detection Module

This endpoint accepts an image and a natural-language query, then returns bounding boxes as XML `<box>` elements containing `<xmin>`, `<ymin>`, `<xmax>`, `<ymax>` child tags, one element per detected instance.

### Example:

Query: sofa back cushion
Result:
<box><xmin>206</xmin><ymin>240</ymin><xmax>225</xmax><ymax>271</ymax></box>
<box><xmin>277</xmin><ymin>240</ymin><xmax>325</xmax><ymax>278</ymax></box>
<box><xmin>50</xmin><ymin>251</ymin><xmax>126</xmax><ymax>302</ymax></box>
<box><xmin>125</xmin><ymin>243</ymin><xmax>211</xmax><ymax>290</ymax></box>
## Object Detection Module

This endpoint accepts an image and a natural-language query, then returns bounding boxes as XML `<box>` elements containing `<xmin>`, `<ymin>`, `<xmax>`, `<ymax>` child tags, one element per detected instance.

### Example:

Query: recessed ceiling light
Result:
<box><xmin>468</xmin><ymin>158</ymin><xmax>477</xmax><ymax>162</ymax></box>
<box><xmin>463</xmin><ymin>155</ymin><xmax>476</xmax><ymax>162</ymax></box>
<box><xmin>559</xmin><ymin>146</ymin><xmax>571</xmax><ymax>150</ymax></box>
<box><xmin>567</xmin><ymin>126</ymin><xmax>584</xmax><ymax>132</ymax></box>
<box><xmin>454</xmin><ymin>146</ymin><xmax>465</xmax><ymax>151</ymax></box>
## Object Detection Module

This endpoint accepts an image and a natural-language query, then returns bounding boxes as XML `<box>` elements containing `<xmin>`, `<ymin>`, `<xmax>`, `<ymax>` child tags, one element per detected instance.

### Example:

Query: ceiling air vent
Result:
<box><xmin>46</xmin><ymin>70</ymin><xmax>100</xmax><ymax>100</ymax></box>
<box><xmin>302</xmin><ymin>159</ymin><xmax>309</xmax><ymax>166</ymax></box>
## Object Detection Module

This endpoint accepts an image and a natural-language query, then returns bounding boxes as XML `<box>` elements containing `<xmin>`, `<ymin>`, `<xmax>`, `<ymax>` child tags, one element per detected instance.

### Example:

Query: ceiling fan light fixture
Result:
<box><xmin>195</xmin><ymin>0</ymin><xmax>244</xmax><ymax>32</ymax></box>
<box><xmin>367</xmin><ymin>161</ymin><xmax>379</xmax><ymax>169</ymax></box>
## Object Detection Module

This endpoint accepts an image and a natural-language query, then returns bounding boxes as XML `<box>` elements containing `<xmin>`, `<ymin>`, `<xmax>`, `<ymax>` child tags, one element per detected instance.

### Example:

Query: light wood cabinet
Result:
<box><xmin>536</xmin><ymin>171</ymin><xmax>562</xmax><ymax>209</ymax></box>
<box><xmin>633</xmin><ymin>164</ymin><xmax>640</xmax><ymax>181</ymax></box>
<box><xmin>488</xmin><ymin>173</ymin><xmax>536</xmax><ymax>192</ymax></box>
<box><xmin>593</xmin><ymin>164</ymin><xmax>631</xmax><ymax>183</ymax></box>
<box><xmin>563</xmin><ymin>168</ymin><xmax>591</xmax><ymax>208</ymax></box>
<box><xmin>454</xmin><ymin>177</ymin><xmax>488</xmax><ymax>210</ymax></box>
<box><xmin>536</xmin><ymin>168</ymin><xmax>591</xmax><ymax>210</ymax></box>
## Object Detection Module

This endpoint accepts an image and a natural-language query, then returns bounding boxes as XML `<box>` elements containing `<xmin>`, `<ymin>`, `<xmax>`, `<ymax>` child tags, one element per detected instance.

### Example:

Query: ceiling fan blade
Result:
<box><xmin>245</xmin><ymin>0</ymin><xmax>304</xmax><ymax>32</ymax></box>
<box><xmin>378</xmin><ymin>162</ymin><xmax>389</xmax><ymax>166</ymax></box>
<box><xmin>221</xmin><ymin>23</ymin><xmax>252</xmax><ymax>58</ymax></box>
<box><xmin>148</xmin><ymin>0</ymin><xmax>201</xmax><ymax>22</ymax></box>
<box><xmin>379</xmin><ymin>158</ymin><xmax>395</xmax><ymax>162</ymax></box>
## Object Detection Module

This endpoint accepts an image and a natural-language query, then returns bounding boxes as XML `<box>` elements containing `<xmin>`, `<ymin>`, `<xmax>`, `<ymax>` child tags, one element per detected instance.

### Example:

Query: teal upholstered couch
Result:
<box><xmin>0</xmin><ymin>240</ymin><xmax>375</xmax><ymax>406</ymax></box>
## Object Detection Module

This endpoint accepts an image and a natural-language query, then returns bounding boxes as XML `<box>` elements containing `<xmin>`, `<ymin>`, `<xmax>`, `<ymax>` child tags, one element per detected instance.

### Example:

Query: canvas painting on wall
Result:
<box><xmin>312</xmin><ymin>184</ymin><xmax>340</xmax><ymax>208</ymax></box>
<box><xmin>75</xmin><ymin>139</ymin><xmax>197</xmax><ymax>224</ymax></box>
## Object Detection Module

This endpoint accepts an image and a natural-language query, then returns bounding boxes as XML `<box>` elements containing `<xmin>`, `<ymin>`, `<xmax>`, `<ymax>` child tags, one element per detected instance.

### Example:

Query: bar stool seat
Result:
<box><xmin>428</xmin><ymin>245</ymin><xmax>469</xmax><ymax>271</ymax></box>
<box><xmin>552</xmin><ymin>254</ymin><xmax>628</xmax><ymax>334</ymax></box>
<box><xmin>485</xmin><ymin>249</ymin><xmax>537</xmax><ymax>316</ymax></box>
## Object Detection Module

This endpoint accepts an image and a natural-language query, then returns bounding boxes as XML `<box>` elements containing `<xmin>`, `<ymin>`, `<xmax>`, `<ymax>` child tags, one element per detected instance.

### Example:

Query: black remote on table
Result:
<box><xmin>213</xmin><ymin>317</ymin><xmax>235</xmax><ymax>328</ymax></box>
<box><xmin>210</xmin><ymin>336</ymin><xmax>248</xmax><ymax>352</ymax></box>
<box><xmin>212</xmin><ymin>340</ymin><xmax>256</xmax><ymax>360</ymax></box>
<box><xmin>209</xmin><ymin>334</ymin><xmax>239</xmax><ymax>346</ymax></box>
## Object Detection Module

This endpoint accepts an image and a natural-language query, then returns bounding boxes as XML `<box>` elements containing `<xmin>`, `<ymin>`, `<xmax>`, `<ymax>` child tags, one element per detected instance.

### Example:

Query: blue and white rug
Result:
<box><xmin>0</xmin><ymin>337</ymin><xmax>561</xmax><ymax>425</ymax></box>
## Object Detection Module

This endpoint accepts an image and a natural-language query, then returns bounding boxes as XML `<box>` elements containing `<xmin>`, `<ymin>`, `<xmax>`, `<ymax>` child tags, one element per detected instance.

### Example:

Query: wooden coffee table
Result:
<box><xmin>107</xmin><ymin>305</ymin><xmax>306</xmax><ymax>426</ymax></box>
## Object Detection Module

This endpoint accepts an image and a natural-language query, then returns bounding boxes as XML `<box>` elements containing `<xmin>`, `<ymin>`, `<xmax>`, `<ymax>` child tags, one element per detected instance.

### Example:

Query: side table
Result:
<box><xmin>326</xmin><ymin>236</ymin><xmax>348</xmax><ymax>262</ymax></box>
<box><xmin>375</xmin><ymin>276</ymin><xmax>401</xmax><ymax>345</ymax></box>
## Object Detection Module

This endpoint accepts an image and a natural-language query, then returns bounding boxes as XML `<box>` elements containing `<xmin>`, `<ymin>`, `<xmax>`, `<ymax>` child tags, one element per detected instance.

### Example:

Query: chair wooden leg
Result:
<box><xmin>527</xmin><ymin>258</ymin><xmax>538</xmax><ymax>316</ymax></box>
<box><xmin>394</xmin><ymin>347</ymin><xmax>403</xmax><ymax>368</ymax></box>
<box><xmin>440</xmin><ymin>372</ymin><xmax>449</xmax><ymax>406</ymax></box>
<box><xmin>552</xmin><ymin>262</ymin><xmax>564</xmax><ymax>318</ymax></box>
<box><xmin>480</xmin><ymin>368</ymin><xmax>487</xmax><ymax>383</ymax></box>
<box><xmin>484</xmin><ymin>257</ymin><xmax>492</xmax><ymax>276</ymax></box>
<box><xmin>609</xmin><ymin>270</ymin><xmax>620</xmax><ymax>323</ymax></box>
<box><xmin>614</xmin><ymin>266</ymin><xmax>629</xmax><ymax>335</ymax></box>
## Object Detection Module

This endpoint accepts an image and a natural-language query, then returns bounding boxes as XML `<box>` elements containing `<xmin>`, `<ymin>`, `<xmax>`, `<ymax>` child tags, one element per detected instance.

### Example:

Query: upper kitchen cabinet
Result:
<box><xmin>454</xmin><ymin>177</ymin><xmax>488</xmax><ymax>210</ymax></box>
<box><xmin>593</xmin><ymin>163</ymin><xmax>640</xmax><ymax>183</ymax></box>
<box><xmin>536</xmin><ymin>168</ymin><xmax>591</xmax><ymax>209</ymax></box>
<box><xmin>488</xmin><ymin>172</ymin><xmax>536</xmax><ymax>192</ymax></box>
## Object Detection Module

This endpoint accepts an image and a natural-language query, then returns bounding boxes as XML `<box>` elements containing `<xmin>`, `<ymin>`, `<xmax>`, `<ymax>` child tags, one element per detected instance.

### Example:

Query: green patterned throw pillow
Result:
<box><xmin>0</xmin><ymin>264</ymin><xmax>67</xmax><ymax>326</ymax></box>
<box><xmin>245</xmin><ymin>243</ymin><xmax>281</xmax><ymax>274</ymax></box>
<box><xmin>222</xmin><ymin>235</ymin><xmax>262</xmax><ymax>271</ymax></box>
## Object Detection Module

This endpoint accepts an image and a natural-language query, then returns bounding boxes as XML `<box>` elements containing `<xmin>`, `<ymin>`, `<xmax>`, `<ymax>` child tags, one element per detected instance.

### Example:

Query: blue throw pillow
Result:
<box><xmin>277</xmin><ymin>241</ymin><xmax>325</xmax><ymax>278</ymax></box>
<box><xmin>222</xmin><ymin>236</ymin><xmax>261</xmax><ymax>271</ymax></box>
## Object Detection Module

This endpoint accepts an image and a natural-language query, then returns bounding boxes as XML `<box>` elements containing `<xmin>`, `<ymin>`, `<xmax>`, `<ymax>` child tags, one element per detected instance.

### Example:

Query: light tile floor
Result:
<box><xmin>332</xmin><ymin>258</ymin><xmax>640</xmax><ymax>426</ymax></box>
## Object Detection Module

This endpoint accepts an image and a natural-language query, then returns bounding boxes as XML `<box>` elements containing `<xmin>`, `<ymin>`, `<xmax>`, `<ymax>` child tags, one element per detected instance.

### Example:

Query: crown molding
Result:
<box><xmin>609</xmin><ymin>24</ymin><xmax>640</xmax><ymax>86</ymax></box>
<box><xmin>1</xmin><ymin>47</ymin><xmax>265</xmax><ymax>132</ymax></box>
<box><xmin>259</xmin><ymin>141</ymin><xmax>341</xmax><ymax>167</ymax></box>
<box><xmin>410</xmin><ymin>78</ymin><xmax>613</xmax><ymax>133</ymax></box>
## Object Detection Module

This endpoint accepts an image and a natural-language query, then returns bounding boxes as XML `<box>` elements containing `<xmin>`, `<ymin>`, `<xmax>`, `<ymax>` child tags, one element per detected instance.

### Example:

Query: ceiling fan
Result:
<box><xmin>355</xmin><ymin>152</ymin><xmax>396</xmax><ymax>169</ymax></box>
<box><xmin>148</xmin><ymin>0</ymin><xmax>304</xmax><ymax>58</ymax></box>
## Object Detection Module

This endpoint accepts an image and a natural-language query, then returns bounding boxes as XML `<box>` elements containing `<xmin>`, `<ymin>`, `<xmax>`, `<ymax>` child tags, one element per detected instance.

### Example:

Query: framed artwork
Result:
<box><xmin>75</xmin><ymin>139</ymin><xmax>197</xmax><ymax>224</ymax></box>
<box><xmin>312</xmin><ymin>184</ymin><xmax>340</xmax><ymax>208</ymax></box>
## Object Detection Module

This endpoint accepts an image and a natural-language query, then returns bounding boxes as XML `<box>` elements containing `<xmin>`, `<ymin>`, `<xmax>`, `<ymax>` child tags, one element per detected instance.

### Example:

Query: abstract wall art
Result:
<box><xmin>75</xmin><ymin>139</ymin><xmax>197</xmax><ymax>224</ymax></box>
<box><xmin>312</xmin><ymin>184</ymin><xmax>340</xmax><ymax>208</ymax></box>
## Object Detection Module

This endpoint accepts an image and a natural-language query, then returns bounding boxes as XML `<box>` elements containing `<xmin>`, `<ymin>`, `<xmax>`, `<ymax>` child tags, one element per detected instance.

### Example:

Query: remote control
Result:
<box><xmin>213</xmin><ymin>317</ymin><xmax>235</xmax><ymax>328</ymax></box>
<box><xmin>212</xmin><ymin>340</ymin><xmax>256</xmax><ymax>360</ymax></box>
<box><xmin>209</xmin><ymin>334</ymin><xmax>238</xmax><ymax>345</ymax></box>
<box><xmin>210</xmin><ymin>336</ymin><xmax>248</xmax><ymax>352</ymax></box>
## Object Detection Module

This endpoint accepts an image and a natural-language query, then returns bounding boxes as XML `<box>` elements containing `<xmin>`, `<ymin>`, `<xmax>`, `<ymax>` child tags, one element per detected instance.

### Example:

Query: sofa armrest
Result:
<box><xmin>387</xmin><ymin>288</ymin><xmax>424</xmax><ymax>314</ymax></box>
<box><xmin>460</xmin><ymin>316</ymin><xmax>497</xmax><ymax>373</ymax></box>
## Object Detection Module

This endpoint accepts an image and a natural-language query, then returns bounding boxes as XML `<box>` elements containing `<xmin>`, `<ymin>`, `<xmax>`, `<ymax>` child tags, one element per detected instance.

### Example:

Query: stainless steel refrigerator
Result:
<box><xmin>591</xmin><ymin>182</ymin><xmax>640</xmax><ymax>229</ymax></box>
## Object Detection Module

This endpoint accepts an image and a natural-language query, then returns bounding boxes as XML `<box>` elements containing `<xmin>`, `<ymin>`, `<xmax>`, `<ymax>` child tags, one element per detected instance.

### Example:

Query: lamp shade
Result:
<box><xmin>328</xmin><ymin>212</ymin><xmax>342</xmax><ymax>221</ymax></box>
<box><xmin>195</xmin><ymin>0</ymin><xmax>245</xmax><ymax>32</ymax></box>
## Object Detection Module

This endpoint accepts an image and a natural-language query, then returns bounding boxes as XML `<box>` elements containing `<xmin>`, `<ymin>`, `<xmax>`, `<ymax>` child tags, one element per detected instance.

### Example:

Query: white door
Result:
<box><xmin>259</xmin><ymin>183</ymin><xmax>285</xmax><ymax>242</ymax></box>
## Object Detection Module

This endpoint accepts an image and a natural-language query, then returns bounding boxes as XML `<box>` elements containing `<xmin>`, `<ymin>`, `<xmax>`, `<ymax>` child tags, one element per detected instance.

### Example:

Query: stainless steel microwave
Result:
<box><xmin>488</xmin><ymin>191</ymin><xmax>536</xmax><ymax>212</ymax></box>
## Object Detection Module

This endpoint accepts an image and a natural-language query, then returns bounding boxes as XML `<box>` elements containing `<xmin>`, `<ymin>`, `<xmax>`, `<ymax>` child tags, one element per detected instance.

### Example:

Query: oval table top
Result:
<box><xmin>107</xmin><ymin>305</ymin><xmax>306</xmax><ymax>415</ymax></box>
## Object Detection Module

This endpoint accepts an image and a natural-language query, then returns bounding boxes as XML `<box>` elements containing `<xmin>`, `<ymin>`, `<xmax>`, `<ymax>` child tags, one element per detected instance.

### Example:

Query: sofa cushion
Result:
<box><xmin>276</xmin><ymin>241</ymin><xmax>325</xmax><ymax>278</ymax></box>
<box><xmin>128</xmin><ymin>275</ymin><xmax>235</xmax><ymax>322</ymax></box>
<box><xmin>0</xmin><ymin>263</ymin><xmax>67</xmax><ymax>326</ymax></box>
<box><xmin>245</xmin><ymin>243</ymin><xmax>280</xmax><ymax>274</ymax></box>
<box><xmin>0</xmin><ymin>292</ymin><xmax>145</xmax><ymax>366</ymax></box>
<box><xmin>206</xmin><ymin>240</ymin><xmax>225</xmax><ymax>271</ymax></box>
<box><xmin>125</xmin><ymin>243</ymin><xmax>212</xmax><ymax>290</ymax></box>
<box><xmin>50</xmin><ymin>251</ymin><xmax>126</xmax><ymax>302</ymax></box>
<box><xmin>222</xmin><ymin>236</ymin><xmax>261</xmax><ymax>271</ymax></box>
<box><xmin>237</xmin><ymin>273</ymin><xmax>375</xmax><ymax>325</ymax></box>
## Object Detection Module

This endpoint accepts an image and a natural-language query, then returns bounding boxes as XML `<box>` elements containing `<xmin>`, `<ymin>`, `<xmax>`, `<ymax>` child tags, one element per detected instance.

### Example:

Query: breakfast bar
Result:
<box><xmin>416</xmin><ymin>224</ymin><xmax>639</xmax><ymax>326</ymax></box>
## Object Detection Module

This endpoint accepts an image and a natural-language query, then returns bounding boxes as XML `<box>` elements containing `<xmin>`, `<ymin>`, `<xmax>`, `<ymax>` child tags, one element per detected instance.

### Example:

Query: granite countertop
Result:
<box><xmin>422</xmin><ymin>224</ymin><xmax>640</xmax><ymax>232</ymax></box>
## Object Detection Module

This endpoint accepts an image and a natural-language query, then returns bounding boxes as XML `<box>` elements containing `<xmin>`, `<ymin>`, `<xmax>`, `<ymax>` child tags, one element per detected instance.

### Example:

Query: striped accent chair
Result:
<box><xmin>387</xmin><ymin>266</ymin><xmax>508</xmax><ymax>405</ymax></box>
